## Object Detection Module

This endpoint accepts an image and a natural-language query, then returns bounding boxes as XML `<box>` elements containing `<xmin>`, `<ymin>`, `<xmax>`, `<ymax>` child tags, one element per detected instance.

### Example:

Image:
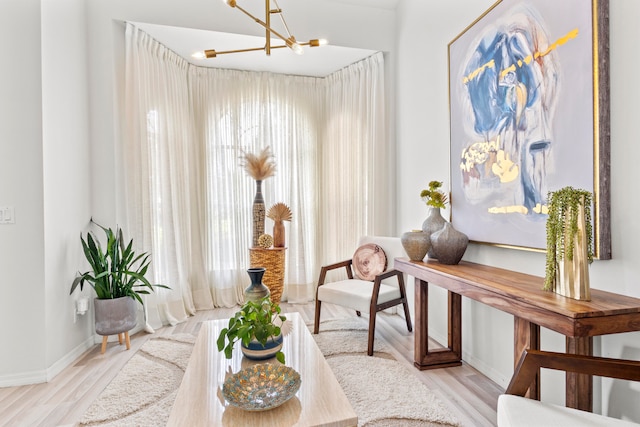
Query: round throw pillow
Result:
<box><xmin>352</xmin><ymin>243</ymin><xmax>387</xmax><ymax>281</ymax></box>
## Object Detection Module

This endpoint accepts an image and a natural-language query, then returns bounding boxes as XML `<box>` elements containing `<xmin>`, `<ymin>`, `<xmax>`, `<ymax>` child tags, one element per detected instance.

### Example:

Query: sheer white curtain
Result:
<box><xmin>123</xmin><ymin>24</ymin><xmax>390</xmax><ymax>327</ymax></box>
<box><xmin>189</xmin><ymin>68</ymin><xmax>324</xmax><ymax>304</ymax></box>
<box><xmin>124</xmin><ymin>24</ymin><xmax>200</xmax><ymax>329</ymax></box>
<box><xmin>320</xmin><ymin>52</ymin><xmax>391</xmax><ymax>264</ymax></box>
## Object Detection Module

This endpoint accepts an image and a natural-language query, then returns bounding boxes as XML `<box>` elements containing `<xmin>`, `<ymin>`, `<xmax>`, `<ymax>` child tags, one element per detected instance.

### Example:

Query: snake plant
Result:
<box><xmin>70</xmin><ymin>220</ymin><xmax>169</xmax><ymax>304</ymax></box>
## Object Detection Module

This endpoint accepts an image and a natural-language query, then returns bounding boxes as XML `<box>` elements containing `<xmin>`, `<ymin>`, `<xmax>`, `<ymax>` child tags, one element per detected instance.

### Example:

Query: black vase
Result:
<box><xmin>244</xmin><ymin>267</ymin><xmax>270</xmax><ymax>302</ymax></box>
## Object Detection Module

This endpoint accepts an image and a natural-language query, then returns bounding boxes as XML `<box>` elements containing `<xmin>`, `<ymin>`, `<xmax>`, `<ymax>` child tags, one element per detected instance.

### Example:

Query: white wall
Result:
<box><xmin>0</xmin><ymin>0</ymin><xmax>93</xmax><ymax>386</ymax></box>
<box><xmin>396</xmin><ymin>0</ymin><xmax>640</xmax><ymax>419</ymax></box>
<box><xmin>0</xmin><ymin>0</ymin><xmax>47</xmax><ymax>384</ymax></box>
<box><xmin>42</xmin><ymin>0</ymin><xmax>94</xmax><ymax>376</ymax></box>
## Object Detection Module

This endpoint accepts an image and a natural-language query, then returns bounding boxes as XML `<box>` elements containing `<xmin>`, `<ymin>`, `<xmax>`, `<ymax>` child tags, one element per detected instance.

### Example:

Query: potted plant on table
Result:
<box><xmin>70</xmin><ymin>220</ymin><xmax>169</xmax><ymax>353</ymax></box>
<box><xmin>217</xmin><ymin>296</ymin><xmax>288</xmax><ymax>364</ymax></box>
<box><xmin>543</xmin><ymin>186</ymin><xmax>594</xmax><ymax>300</ymax></box>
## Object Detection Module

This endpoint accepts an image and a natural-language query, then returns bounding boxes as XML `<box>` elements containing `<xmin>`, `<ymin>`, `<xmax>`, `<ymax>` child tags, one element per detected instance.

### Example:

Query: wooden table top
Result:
<box><xmin>166</xmin><ymin>312</ymin><xmax>357</xmax><ymax>427</ymax></box>
<box><xmin>395</xmin><ymin>258</ymin><xmax>640</xmax><ymax>337</ymax></box>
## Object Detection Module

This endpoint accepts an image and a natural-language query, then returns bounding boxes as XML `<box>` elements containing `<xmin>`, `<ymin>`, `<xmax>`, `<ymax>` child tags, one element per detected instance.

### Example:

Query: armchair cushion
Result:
<box><xmin>317</xmin><ymin>279</ymin><xmax>402</xmax><ymax>313</ymax></box>
<box><xmin>498</xmin><ymin>394</ymin><xmax>637</xmax><ymax>426</ymax></box>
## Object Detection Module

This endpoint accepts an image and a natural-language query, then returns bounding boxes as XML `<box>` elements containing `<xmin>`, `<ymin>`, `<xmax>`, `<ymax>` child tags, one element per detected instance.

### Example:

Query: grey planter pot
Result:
<box><xmin>94</xmin><ymin>297</ymin><xmax>138</xmax><ymax>336</ymax></box>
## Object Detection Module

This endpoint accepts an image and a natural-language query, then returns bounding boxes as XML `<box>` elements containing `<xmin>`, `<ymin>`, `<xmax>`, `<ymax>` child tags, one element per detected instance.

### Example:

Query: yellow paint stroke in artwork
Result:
<box><xmin>463</xmin><ymin>59</ymin><xmax>495</xmax><ymax>84</ymax></box>
<box><xmin>491</xmin><ymin>150</ymin><xmax>519</xmax><ymax>183</ymax></box>
<box><xmin>463</xmin><ymin>28</ymin><xmax>579</xmax><ymax>84</ymax></box>
<box><xmin>488</xmin><ymin>205</ymin><xmax>529</xmax><ymax>214</ymax></box>
<box><xmin>532</xmin><ymin>203</ymin><xmax>549</xmax><ymax>214</ymax></box>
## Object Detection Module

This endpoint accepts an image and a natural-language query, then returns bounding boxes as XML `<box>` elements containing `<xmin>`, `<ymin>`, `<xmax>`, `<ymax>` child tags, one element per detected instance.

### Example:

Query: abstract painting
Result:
<box><xmin>448</xmin><ymin>0</ymin><xmax>610</xmax><ymax>258</ymax></box>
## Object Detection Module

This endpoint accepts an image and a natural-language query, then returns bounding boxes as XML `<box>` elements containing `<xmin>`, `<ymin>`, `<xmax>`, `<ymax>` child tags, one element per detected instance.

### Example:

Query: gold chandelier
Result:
<box><xmin>194</xmin><ymin>0</ymin><xmax>327</xmax><ymax>59</ymax></box>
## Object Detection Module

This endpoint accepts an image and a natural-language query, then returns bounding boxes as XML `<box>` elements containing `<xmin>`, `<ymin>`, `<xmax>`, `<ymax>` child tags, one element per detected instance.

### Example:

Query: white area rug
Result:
<box><xmin>80</xmin><ymin>317</ymin><xmax>460</xmax><ymax>426</ymax></box>
<box><xmin>313</xmin><ymin>317</ymin><xmax>460</xmax><ymax>426</ymax></box>
<box><xmin>79</xmin><ymin>334</ymin><xmax>195</xmax><ymax>427</ymax></box>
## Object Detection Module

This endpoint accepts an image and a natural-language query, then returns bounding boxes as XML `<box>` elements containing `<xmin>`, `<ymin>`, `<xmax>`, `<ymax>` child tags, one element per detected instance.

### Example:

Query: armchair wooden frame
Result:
<box><xmin>314</xmin><ymin>258</ymin><xmax>413</xmax><ymax>356</ymax></box>
<box><xmin>507</xmin><ymin>349</ymin><xmax>640</xmax><ymax>398</ymax></box>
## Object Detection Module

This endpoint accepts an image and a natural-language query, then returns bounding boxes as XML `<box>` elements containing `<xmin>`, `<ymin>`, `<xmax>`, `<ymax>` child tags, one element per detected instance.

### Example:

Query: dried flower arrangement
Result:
<box><xmin>267</xmin><ymin>203</ymin><xmax>292</xmax><ymax>248</ymax></box>
<box><xmin>267</xmin><ymin>203</ymin><xmax>293</xmax><ymax>222</ymax></box>
<box><xmin>240</xmin><ymin>146</ymin><xmax>277</xmax><ymax>247</ymax></box>
<box><xmin>240</xmin><ymin>146</ymin><xmax>276</xmax><ymax>181</ymax></box>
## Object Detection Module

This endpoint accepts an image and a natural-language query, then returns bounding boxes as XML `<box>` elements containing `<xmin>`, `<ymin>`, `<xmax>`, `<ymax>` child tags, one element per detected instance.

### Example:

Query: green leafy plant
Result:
<box><xmin>420</xmin><ymin>180</ymin><xmax>448</xmax><ymax>208</ymax></box>
<box><xmin>217</xmin><ymin>296</ymin><xmax>287</xmax><ymax>364</ymax></box>
<box><xmin>543</xmin><ymin>187</ymin><xmax>594</xmax><ymax>290</ymax></box>
<box><xmin>70</xmin><ymin>220</ymin><xmax>169</xmax><ymax>304</ymax></box>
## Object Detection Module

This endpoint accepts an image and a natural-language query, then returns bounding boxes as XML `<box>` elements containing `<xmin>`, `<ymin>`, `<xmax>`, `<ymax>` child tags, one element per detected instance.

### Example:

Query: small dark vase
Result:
<box><xmin>430</xmin><ymin>222</ymin><xmax>469</xmax><ymax>265</ymax></box>
<box><xmin>252</xmin><ymin>180</ymin><xmax>265</xmax><ymax>247</ymax></box>
<box><xmin>421</xmin><ymin>207</ymin><xmax>447</xmax><ymax>258</ymax></box>
<box><xmin>244</xmin><ymin>267</ymin><xmax>270</xmax><ymax>302</ymax></box>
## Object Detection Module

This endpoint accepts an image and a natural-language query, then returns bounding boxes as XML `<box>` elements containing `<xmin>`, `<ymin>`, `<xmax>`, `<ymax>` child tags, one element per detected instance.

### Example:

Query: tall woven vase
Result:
<box><xmin>252</xmin><ymin>180</ymin><xmax>265</xmax><ymax>247</ymax></box>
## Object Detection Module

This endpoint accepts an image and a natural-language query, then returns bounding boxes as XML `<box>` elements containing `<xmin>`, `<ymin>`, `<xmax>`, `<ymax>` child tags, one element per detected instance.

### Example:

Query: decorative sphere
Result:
<box><xmin>258</xmin><ymin>234</ymin><xmax>274</xmax><ymax>248</ymax></box>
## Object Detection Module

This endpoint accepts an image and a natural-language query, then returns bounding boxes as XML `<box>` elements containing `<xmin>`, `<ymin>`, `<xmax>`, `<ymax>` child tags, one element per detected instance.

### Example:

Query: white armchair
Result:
<box><xmin>498</xmin><ymin>349</ymin><xmax>640</xmax><ymax>426</ymax></box>
<box><xmin>313</xmin><ymin>236</ymin><xmax>412</xmax><ymax>356</ymax></box>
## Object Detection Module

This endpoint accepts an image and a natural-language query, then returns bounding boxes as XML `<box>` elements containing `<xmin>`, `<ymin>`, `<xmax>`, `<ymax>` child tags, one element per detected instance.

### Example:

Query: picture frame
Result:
<box><xmin>448</xmin><ymin>0</ymin><xmax>610</xmax><ymax>259</ymax></box>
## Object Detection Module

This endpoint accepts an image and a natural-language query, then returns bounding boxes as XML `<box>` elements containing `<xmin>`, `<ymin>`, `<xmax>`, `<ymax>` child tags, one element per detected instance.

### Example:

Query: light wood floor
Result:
<box><xmin>0</xmin><ymin>302</ymin><xmax>502</xmax><ymax>426</ymax></box>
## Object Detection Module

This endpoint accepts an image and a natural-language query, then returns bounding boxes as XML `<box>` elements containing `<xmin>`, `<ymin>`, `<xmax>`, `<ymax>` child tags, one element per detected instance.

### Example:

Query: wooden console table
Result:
<box><xmin>394</xmin><ymin>258</ymin><xmax>640</xmax><ymax>412</ymax></box>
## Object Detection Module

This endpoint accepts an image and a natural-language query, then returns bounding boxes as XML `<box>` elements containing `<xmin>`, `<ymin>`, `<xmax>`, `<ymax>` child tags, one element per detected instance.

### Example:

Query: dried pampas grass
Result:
<box><xmin>240</xmin><ymin>146</ymin><xmax>276</xmax><ymax>181</ymax></box>
<box><xmin>267</xmin><ymin>203</ymin><xmax>292</xmax><ymax>222</ymax></box>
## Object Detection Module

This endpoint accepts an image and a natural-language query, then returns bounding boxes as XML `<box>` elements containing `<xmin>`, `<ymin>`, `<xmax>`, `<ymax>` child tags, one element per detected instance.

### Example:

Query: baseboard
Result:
<box><xmin>45</xmin><ymin>336</ymin><xmax>95</xmax><ymax>382</ymax></box>
<box><xmin>429</xmin><ymin>330</ymin><xmax>509</xmax><ymax>389</ymax></box>
<box><xmin>0</xmin><ymin>336</ymin><xmax>94</xmax><ymax>387</ymax></box>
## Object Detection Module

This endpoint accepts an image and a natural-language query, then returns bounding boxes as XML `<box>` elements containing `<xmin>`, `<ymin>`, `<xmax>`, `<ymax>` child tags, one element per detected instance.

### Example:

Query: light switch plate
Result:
<box><xmin>0</xmin><ymin>206</ymin><xmax>15</xmax><ymax>224</ymax></box>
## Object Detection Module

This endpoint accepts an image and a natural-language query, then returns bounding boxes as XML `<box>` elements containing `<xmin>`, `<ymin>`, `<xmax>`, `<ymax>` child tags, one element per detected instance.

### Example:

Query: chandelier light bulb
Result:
<box><xmin>309</xmin><ymin>39</ymin><xmax>328</xmax><ymax>47</ymax></box>
<box><xmin>291</xmin><ymin>42</ymin><xmax>304</xmax><ymax>55</ymax></box>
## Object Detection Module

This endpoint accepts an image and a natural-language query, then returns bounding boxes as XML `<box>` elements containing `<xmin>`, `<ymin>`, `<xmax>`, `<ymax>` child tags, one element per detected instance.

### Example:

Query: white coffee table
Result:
<box><xmin>167</xmin><ymin>312</ymin><xmax>357</xmax><ymax>426</ymax></box>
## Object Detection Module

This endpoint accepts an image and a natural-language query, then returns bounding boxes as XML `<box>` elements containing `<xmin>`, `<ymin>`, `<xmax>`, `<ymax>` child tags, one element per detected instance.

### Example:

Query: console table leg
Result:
<box><xmin>514</xmin><ymin>317</ymin><xmax>540</xmax><ymax>399</ymax></box>
<box><xmin>414</xmin><ymin>278</ymin><xmax>429</xmax><ymax>368</ymax></box>
<box><xmin>413</xmin><ymin>278</ymin><xmax>462</xmax><ymax>369</ymax></box>
<box><xmin>566</xmin><ymin>336</ymin><xmax>593</xmax><ymax>411</ymax></box>
<box><xmin>449</xmin><ymin>291</ymin><xmax>462</xmax><ymax>359</ymax></box>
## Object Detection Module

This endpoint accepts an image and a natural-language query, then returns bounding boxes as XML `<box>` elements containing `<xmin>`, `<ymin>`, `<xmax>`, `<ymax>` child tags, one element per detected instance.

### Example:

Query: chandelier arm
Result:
<box><xmin>272</xmin><ymin>0</ymin><xmax>293</xmax><ymax>39</ymax></box>
<box><xmin>265</xmin><ymin>0</ymin><xmax>271</xmax><ymax>55</ymax></box>
<box><xmin>233</xmin><ymin>3</ymin><xmax>292</xmax><ymax>45</ymax></box>
<box><xmin>214</xmin><ymin>46</ymin><xmax>271</xmax><ymax>56</ymax></box>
